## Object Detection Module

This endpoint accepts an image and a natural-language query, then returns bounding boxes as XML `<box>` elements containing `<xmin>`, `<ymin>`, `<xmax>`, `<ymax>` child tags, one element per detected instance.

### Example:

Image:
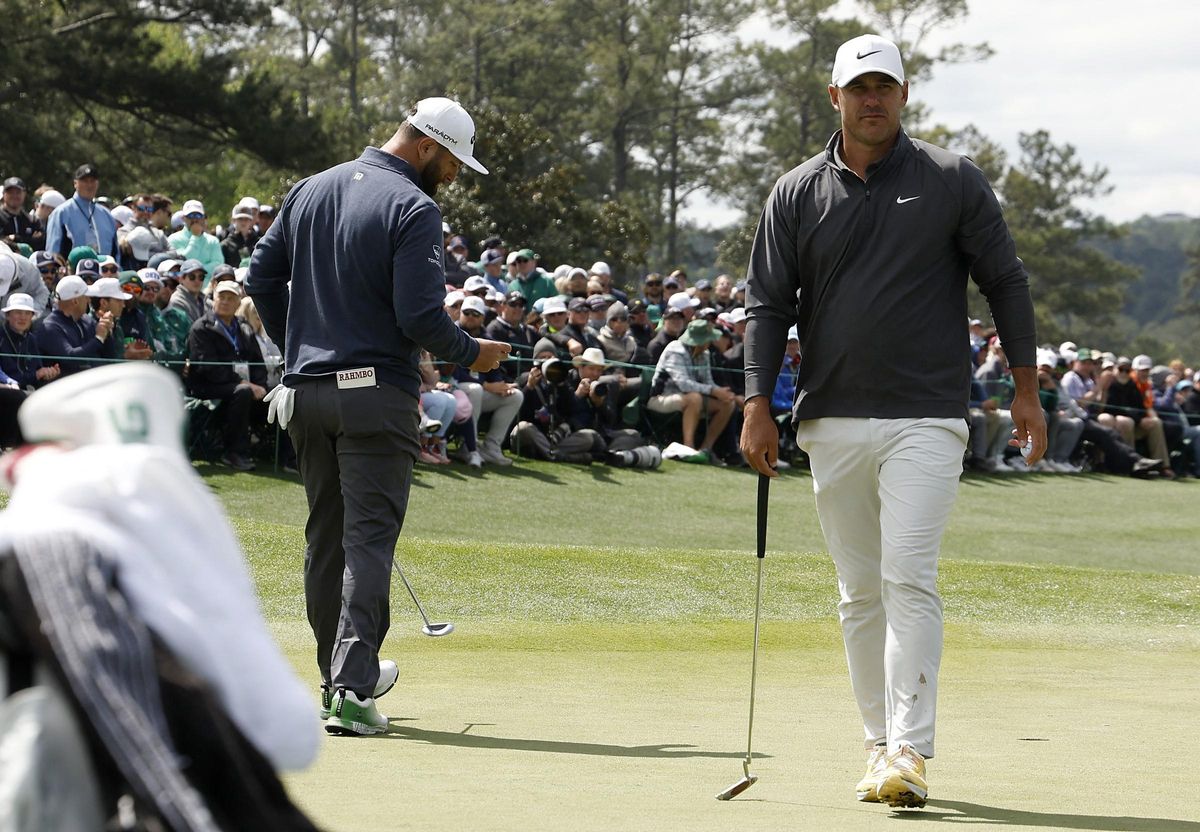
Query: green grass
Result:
<box><xmin>201</xmin><ymin>461</ymin><xmax>1200</xmax><ymax>831</ymax></box>
<box><xmin>211</xmin><ymin>461</ymin><xmax>1200</xmax><ymax>650</ymax></box>
<box><xmin>207</xmin><ymin>460</ymin><xmax>1200</xmax><ymax>576</ymax></box>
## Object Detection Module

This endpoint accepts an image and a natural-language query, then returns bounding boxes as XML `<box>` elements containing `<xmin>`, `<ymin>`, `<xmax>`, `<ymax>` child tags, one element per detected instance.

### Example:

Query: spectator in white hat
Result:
<box><xmin>222</xmin><ymin>201</ymin><xmax>261</xmax><ymax>268</ymax></box>
<box><xmin>0</xmin><ymin>292</ymin><xmax>59</xmax><ymax>388</ymax></box>
<box><xmin>167</xmin><ymin>200</ymin><xmax>223</xmax><ymax>278</ymax></box>
<box><xmin>588</xmin><ymin>260</ymin><xmax>627</xmax><ymax>304</ymax></box>
<box><xmin>453</xmin><ymin>295</ymin><xmax>522</xmax><ymax>465</ymax></box>
<box><xmin>666</xmin><ymin>289</ymin><xmax>700</xmax><ymax>322</ymax></box>
<box><xmin>35</xmin><ymin>274</ymin><xmax>119</xmax><ymax>375</ymax></box>
<box><xmin>186</xmin><ymin>281</ymin><xmax>268</xmax><ymax>472</ymax></box>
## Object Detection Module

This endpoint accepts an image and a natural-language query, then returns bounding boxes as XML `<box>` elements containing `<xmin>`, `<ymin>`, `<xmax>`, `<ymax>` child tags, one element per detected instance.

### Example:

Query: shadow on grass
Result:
<box><xmin>892</xmin><ymin>799</ymin><xmax>1200</xmax><ymax>830</ymax></box>
<box><xmin>382</xmin><ymin>724</ymin><xmax>770</xmax><ymax>760</ymax></box>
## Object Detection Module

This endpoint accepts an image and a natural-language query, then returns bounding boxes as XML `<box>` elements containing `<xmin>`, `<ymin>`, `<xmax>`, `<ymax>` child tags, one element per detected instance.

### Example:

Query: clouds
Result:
<box><xmin>918</xmin><ymin>0</ymin><xmax>1200</xmax><ymax>221</ymax></box>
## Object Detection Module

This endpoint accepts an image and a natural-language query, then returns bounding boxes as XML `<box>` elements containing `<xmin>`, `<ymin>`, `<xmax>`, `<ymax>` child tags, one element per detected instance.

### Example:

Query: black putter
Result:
<box><xmin>716</xmin><ymin>472</ymin><xmax>769</xmax><ymax>800</ymax></box>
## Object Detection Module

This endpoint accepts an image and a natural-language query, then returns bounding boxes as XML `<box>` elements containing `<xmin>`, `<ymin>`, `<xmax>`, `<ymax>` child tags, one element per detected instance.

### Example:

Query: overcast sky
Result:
<box><xmin>685</xmin><ymin>0</ymin><xmax>1200</xmax><ymax>227</ymax></box>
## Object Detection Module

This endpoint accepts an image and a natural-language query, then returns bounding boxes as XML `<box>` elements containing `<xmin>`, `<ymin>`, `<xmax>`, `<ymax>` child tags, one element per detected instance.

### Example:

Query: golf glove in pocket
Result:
<box><xmin>264</xmin><ymin>384</ymin><xmax>295</xmax><ymax>429</ymax></box>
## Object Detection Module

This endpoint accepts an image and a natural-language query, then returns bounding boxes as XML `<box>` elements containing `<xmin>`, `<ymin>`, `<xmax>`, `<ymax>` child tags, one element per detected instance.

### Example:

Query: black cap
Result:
<box><xmin>482</xmin><ymin>235</ymin><xmax>505</xmax><ymax>250</ymax></box>
<box><xmin>663</xmin><ymin>307</ymin><xmax>685</xmax><ymax>318</ymax></box>
<box><xmin>627</xmin><ymin>299</ymin><xmax>648</xmax><ymax>314</ymax></box>
<box><xmin>74</xmin><ymin>163</ymin><xmax>99</xmax><ymax>180</ymax></box>
<box><xmin>211</xmin><ymin>264</ymin><xmax>237</xmax><ymax>281</ymax></box>
<box><xmin>2</xmin><ymin>177</ymin><xmax>25</xmax><ymax>191</ymax></box>
<box><xmin>567</xmin><ymin>297</ymin><xmax>589</xmax><ymax>312</ymax></box>
<box><xmin>504</xmin><ymin>291</ymin><xmax>527</xmax><ymax>306</ymax></box>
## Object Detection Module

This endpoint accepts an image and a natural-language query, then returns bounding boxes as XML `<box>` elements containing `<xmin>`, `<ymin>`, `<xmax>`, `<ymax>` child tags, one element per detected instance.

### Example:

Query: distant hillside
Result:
<box><xmin>1089</xmin><ymin>214</ymin><xmax>1200</xmax><ymax>325</ymax></box>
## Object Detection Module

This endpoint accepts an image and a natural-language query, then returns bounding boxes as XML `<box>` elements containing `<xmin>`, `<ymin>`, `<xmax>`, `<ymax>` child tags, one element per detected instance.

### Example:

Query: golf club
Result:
<box><xmin>716</xmin><ymin>472</ymin><xmax>769</xmax><ymax>801</ymax></box>
<box><xmin>391</xmin><ymin>560</ymin><xmax>454</xmax><ymax>637</ymax></box>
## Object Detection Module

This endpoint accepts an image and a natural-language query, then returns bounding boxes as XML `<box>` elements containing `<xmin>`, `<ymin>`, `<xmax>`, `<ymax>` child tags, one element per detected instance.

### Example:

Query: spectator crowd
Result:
<box><xmin>2</xmin><ymin>165</ymin><xmax>1198</xmax><ymax>479</ymax></box>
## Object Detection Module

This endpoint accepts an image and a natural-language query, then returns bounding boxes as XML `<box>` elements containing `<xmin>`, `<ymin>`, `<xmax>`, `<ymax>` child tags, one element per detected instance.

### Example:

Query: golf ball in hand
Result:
<box><xmin>1020</xmin><ymin>438</ymin><xmax>1033</xmax><ymax>459</ymax></box>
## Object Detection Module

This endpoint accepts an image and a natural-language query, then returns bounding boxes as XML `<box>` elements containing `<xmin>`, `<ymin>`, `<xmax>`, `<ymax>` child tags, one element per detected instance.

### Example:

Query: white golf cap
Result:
<box><xmin>727</xmin><ymin>307</ymin><xmax>747</xmax><ymax>324</ymax></box>
<box><xmin>231</xmin><ymin>206</ymin><xmax>254</xmax><ymax>220</ymax></box>
<box><xmin>54</xmin><ymin>275</ymin><xmax>90</xmax><ymax>301</ymax></box>
<box><xmin>237</xmin><ymin>196</ymin><xmax>260</xmax><ymax>211</ymax></box>
<box><xmin>407</xmin><ymin>97</ymin><xmax>489</xmax><ymax>175</ymax></box>
<box><xmin>460</xmin><ymin>295</ymin><xmax>487</xmax><ymax>315</ymax></box>
<box><xmin>831</xmin><ymin>34</ymin><xmax>905</xmax><ymax>87</ymax></box>
<box><xmin>444</xmin><ymin>289</ymin><xmax>465</xmax><ymax>306</ymax></box>
<box><xmin>89</xmin><ymin>277</ymin><xmax>132</xmax><ymax>300</ymax></box>
<box><xmin>110</xmin><ymin>205</ymin><xmax>134</xmax><ymax>227</ymax></box>
<box><xmin>137</xmin><ymin>268</ymin><xmax>163</xmax><ymax>286</ymax></box>
<box><xmin>506</xmin><ymin>251</ymin><xmax>521</xmax><ymax>265</ymax></box>
<box><xmin>463</xmin><ymin>275</ymin><xmax>489</xmax><ymax>292</ymax></box>
<box><xmin>38</xmin><ymin>189</ymin><xmax>66</xmax><ymax>209</ymax></box>
<box><xmin>1131</xmin><ymin>354</ymin><xmax>1153</xmax><ymax>370</ymax></box>
<box><xmin>589</xmin><ymin>261</ymin><xmax>611</xmax><ymax>276</ymax></box>
<box><xmin>213</xmin><ymin>281</ymin><xmax>242</xmax><ymax>297</ymax></box>
<box><xmin>2</xmin><ymin>293</ymin><xmax>38</xmax><ymax>313</ymax></box>
<box><xmin>542</xmin><ymin>297</ymin><xmax>568</xmax><ymax>315</ymax></box>
<box><xmin>572</xmin><ymin>347</ymin><xmax>607</xmax><ymax>367</ymax></box>
<box><xmin>667</xmin><ymin>292</ymin><xmax>700</xmax><ymax>311</ymax></box>
<box><xmin>181</xmin><ymin>199</ymin><xmax>206</xmax><ymax>216</ymax></box>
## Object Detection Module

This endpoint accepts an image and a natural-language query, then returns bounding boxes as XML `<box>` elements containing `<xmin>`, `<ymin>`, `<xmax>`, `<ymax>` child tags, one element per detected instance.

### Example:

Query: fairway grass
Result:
<box><xmin>206</xmin><ymin>463</ymin><xmax>1200</xmax><ymax>831</ymax></box>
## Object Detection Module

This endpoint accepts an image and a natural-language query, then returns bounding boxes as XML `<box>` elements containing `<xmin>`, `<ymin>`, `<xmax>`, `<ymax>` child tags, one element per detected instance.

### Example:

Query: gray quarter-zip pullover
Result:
<box><xmin>744</xmin><ymin>129</ymin><xmax>1036</xmax><ymax>423</ymax></box>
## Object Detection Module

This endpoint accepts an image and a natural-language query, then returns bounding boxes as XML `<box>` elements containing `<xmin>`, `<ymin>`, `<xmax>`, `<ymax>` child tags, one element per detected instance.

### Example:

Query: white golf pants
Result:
<box><xmin>795</xmin><ymin>417</ymin><xmax>968</xmax><ymax>759</ymax></box>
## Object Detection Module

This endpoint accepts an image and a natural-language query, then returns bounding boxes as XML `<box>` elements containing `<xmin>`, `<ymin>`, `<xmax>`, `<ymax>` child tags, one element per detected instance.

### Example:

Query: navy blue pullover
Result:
<box><xmin>246</xmin><ymin>147</ymin><xmax>480</xmax><ymax>397</ymax></box>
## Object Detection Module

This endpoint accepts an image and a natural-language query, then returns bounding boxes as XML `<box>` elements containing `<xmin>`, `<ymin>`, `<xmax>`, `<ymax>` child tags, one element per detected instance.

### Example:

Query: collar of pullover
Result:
<box><xmin>825</xmin><ymin>128</ymin><xmax>910</xmax><ymax>181</ymax></box>
<box><xmin>358</xmin><ymin>146</ymin><xmax>421</xmax><ymax>186</ymax></box>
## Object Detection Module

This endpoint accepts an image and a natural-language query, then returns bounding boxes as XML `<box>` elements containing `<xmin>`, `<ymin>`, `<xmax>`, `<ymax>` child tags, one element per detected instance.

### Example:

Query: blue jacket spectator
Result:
<box><xmin>34</xmin><ymin>276</ymin><xmax>119</xmax><ymax>375</ymax></box>
<box><xmin>44</xmin><ymin>166</ymin><xmax>119</xmax><ymax>258</ymax></box>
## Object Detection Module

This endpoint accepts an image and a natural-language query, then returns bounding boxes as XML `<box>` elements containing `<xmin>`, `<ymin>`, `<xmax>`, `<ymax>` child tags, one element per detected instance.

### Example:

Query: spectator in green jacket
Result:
<box><xmin>167</xmin><ymin>200</ymin><xmax>224</xmax><ymax>280</ymax></box>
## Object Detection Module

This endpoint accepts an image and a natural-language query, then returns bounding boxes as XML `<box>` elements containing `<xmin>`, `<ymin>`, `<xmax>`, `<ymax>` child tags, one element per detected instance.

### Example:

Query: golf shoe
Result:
<box><xmin>320</xmin><ymin>659</ymin><xmax>399</xmax><ymax>719</ymax></box>
<box><xmin>876</xmin><ymin>745</ymin><xmax>928</xmax><ymax>808</ymax></box>
<box><xmin>325</xmin><ymin>689</ymin><xmax>388</xmax><ymax>736</ymax></box>
<box><xmin>855</xmin><ymin>744</ymin><xmax>889</xmax><ymax>802</ymax></box>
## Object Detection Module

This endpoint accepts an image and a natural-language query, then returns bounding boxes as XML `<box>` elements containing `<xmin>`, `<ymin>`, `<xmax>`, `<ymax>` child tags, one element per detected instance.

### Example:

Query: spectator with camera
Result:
<box><xmin>569</xmin><ymin>348</ymin><xmax>659</xmax><ymax>468</ymax></box>
<box><xmin>186</xmin><ymin>281</ymin><xmax>267</xmax><ymax>471</ymax></box>
<box><xmin>510</xmin><ymin>349</ymin><xmax>604</xmax><ymax>463</ymax></box>
<box><xmin>647</xmin><ymin>319</ymin><xmax>737</xmax><ymax>465</ymax></box>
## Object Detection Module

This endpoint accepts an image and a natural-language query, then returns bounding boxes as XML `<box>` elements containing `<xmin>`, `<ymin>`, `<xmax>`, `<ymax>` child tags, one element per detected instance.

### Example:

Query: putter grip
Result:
<box><xmin>756</xmin><ymin>474</ymin><xmax>768</xmax><ymax>559</ymax></box>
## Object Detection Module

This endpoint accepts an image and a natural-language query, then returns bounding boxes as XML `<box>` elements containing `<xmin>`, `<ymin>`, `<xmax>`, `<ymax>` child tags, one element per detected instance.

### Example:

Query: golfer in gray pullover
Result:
<box><xmin>740</xmin><ymin>35</ymin><xmax>1046</xmax><ymax>810</ymax></box>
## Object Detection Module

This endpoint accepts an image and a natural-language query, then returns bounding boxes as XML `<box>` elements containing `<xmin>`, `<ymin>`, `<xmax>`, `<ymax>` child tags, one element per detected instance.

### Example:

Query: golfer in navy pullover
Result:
<box><xmin>246</xmin><ymin>97</ymin><xmax>509</xmax><ymax>737</ymax></box>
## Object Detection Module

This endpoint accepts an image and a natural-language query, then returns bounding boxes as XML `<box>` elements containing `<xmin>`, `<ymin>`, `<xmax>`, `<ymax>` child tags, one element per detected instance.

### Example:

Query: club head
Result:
<box><xmin>715</xmin><ymin>773</ymin><xmax>757</xmax><ymax>801</ymax></box>
<box><xmin>421</xmin><ymin>622</ymin><xmax>454</xmax><ymax>637</ymax></box>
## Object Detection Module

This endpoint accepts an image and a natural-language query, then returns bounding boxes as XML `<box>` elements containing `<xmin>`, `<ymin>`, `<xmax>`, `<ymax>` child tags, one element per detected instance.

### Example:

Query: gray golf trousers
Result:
<box><xmin>288</xmin><ymin>375</ymin><xmax>420</xmax><ymax>699</ymax></box>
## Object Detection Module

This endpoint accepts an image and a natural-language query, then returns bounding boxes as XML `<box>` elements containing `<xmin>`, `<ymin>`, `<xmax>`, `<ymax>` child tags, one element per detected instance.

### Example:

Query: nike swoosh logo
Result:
<box><xmin>856</xmin><ymin>50</ymin><xmax>881</xmax><ymax>59</ymax></box>
<box><xmin>896</xmin><ymin>196</ymin><xmax>920</xmax><ymax>204</ymax></box>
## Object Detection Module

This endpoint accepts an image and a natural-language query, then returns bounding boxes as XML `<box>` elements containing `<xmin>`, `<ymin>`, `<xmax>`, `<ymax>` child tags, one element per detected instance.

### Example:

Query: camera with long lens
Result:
<box><xmin>541</xmin><ymin>358</ymin><xmax>569</xmax><ymax>385</ymax></box>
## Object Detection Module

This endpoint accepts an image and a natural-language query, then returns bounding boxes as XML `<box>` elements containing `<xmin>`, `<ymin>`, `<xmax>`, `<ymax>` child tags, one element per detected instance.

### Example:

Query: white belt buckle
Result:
<box><xmin>336</xmin><ymin>367</ymin><xmax>377</xmax><ymax>390</ymax></box>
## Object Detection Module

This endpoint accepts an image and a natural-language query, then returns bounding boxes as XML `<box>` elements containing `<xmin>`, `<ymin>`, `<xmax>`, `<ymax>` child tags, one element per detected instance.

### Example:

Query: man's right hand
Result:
<box><xmin>469</xmin><ymin>339</ymin><xmax>511</xmax><ymax>372</ymax></box>
<box><xmin>740</xmin><ymin>396</ymin><xmax>779</xmax><ymax>478</ymax></box>
<box><xmin>95</xmin><ymin>312</ymin><xmax>113</xmax><ymax>341</ymax></box>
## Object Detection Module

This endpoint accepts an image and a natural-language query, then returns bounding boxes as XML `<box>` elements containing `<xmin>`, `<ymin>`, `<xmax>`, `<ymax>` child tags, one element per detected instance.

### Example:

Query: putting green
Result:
<box><xmin>279</xmin><ymin>622</ymin><xmax>1199</xmax><ymax>831</ymax></box>
<box><xmin>210</xmin><ymin>463</ymin><xmax>1200</xmax><ymax>830</ymax></box>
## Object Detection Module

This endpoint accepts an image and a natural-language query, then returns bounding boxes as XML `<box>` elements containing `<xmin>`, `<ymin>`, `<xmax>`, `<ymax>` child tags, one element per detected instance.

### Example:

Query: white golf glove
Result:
<box><xmin>264</xmin><ymin>384</ymin><xmax>295</xmax><ymax>429</ymax></box>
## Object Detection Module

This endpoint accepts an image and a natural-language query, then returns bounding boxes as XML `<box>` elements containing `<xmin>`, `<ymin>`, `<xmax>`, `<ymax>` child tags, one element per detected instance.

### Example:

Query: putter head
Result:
<box><xmin>421</xmin><ymin>622</ymin><xmax>454</xmax><ymax>637</ymax></box>
<box><xmin>715</xmin><ymin>773</ymin><xmax>757</xmax><ymax>801</ymax></box>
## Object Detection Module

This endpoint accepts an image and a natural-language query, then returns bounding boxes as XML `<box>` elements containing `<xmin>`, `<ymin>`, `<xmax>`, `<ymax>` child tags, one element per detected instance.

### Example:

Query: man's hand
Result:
<box><xmin>469</xmin><ymin>339</ymin><xmax>511</xmax><ymax>372</ymax></box>
<box><xmin>525</xmin><ymin>365</ymin><xmax>543</xmax><ymax>389</ymax></box>
<box><xmin>740</xmin><ymin>396</ymin><xmax>779</xmax><ymax>478</ymax></box>
<box><xmin>710</xmin><ymin>386</ymin><xmax>734</xmax><ymax>403</ymax></box>
<box><xmin>35</xmin><ymin>365</ymin><xmax>60</xmax><ymax>382</ymax></box>
<box><xmin>566</xmin><ymin>339</ymin><xmax>583</xmax><ymax>356</ymax></box>
<box><xmin>95</xmin><ymin>312</ymin><xmax>113</xmax><ymax>341</ymax></box>
<box><xmin>123</xmin><ymin>340</ymin><xmax>152</xmax><ymax>360</ymax></box>
<box><xmin>1007</xmin><ymin>367</ymin><xmax>1047</xmax><ymax>464</ymax></box>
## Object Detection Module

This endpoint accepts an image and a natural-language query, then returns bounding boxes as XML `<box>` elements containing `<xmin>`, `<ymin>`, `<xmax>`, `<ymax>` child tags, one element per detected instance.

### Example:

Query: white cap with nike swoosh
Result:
<box><xmin>831</xmin><ymin>34</ymin><xmax>905</xmax><ymax>87</ymax></box>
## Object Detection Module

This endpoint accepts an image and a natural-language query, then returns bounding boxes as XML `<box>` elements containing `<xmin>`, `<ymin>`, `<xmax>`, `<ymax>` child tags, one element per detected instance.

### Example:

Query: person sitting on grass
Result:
<box><xmin>647</xmin><ymin>319</ymin><xmax>736</xmax><ymax>466</ymax></box>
